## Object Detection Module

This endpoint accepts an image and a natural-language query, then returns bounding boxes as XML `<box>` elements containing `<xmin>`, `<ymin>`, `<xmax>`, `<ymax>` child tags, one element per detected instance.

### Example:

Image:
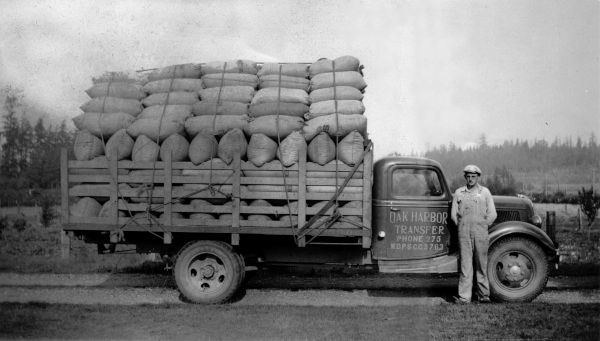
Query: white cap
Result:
<box><xmin>463</xmin><ymin>164</ymin><xmax>482</xmax><ymax>175</ymax></box>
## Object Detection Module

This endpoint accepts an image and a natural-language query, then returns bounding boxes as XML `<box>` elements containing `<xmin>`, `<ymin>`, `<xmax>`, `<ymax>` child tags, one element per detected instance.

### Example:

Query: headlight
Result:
<box><xmin>530</xmin><ymin>214</ymin><xmax>542</xmax><ymax>228</ymax></box>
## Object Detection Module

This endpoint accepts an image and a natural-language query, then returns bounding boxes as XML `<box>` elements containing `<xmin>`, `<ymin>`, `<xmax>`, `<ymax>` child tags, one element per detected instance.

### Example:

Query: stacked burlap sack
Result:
<box><xmin>70</xmin><ymin>56</ymin><xmax>368</xmax><ymax>220</ymax></box>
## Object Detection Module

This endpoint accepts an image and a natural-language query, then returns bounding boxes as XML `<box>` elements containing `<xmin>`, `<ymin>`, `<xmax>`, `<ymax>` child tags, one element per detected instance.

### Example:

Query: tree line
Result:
<box><xmin>0</xmin><ymin>87</ymin><xmax>73</xmax><ymax>205</ymax></box>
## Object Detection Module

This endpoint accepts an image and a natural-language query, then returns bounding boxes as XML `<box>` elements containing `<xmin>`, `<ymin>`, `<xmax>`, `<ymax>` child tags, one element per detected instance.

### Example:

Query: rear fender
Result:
<box><xmin>489</xmin><ymin>221</ymin><xmax>557</xmax><ymax>255</ymax></box>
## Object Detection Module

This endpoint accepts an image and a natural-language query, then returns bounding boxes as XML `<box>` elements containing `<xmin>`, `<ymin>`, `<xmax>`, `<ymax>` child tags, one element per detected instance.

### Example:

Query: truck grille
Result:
<box><xmin>494</xmin><ymin>210</ymin><xmax>522</xmax><ymax>224</ymax></box>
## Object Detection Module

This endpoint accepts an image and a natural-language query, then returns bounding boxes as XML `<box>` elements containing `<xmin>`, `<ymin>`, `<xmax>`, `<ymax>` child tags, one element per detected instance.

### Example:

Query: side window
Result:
<box><xmin>391</xmin><ymin>168</ymin><xmax>443</xmax><ymax>198</ymax></box>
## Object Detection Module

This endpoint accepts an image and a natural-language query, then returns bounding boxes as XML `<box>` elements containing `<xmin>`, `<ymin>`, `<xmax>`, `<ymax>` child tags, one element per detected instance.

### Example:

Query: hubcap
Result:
<box><xmin>187</xmin><ymin>255</ymin><xmax>227</xmax><ymax>293</ymax></box>
<box><xmin>495</xmin><ymin>251</ymin><xmax>534</xmax><ymax>289</ymax></box>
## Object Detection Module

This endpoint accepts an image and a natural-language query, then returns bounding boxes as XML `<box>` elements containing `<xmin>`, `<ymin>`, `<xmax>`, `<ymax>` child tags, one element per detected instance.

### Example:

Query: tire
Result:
<box><xmin>174</xmin><ymin>240</ymin><xmax>245</xmax><ymax>304</ymax></box>
<box><xmin>488</xmin><ymin>237</ymin><xmax>548</xmax><ymax>302</ymax></box>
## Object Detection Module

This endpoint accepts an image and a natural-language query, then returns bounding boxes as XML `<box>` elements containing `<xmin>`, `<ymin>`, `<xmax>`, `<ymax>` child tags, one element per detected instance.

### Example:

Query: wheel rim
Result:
<box><xmin>186</xmin><ymin>253</ymin><xmax>229</xmax><ymax>295</ymax></box>
<box><xmin>493</xmin><ymin>250</ymin><xmax>536</xmax><ymax>290</ymax></box>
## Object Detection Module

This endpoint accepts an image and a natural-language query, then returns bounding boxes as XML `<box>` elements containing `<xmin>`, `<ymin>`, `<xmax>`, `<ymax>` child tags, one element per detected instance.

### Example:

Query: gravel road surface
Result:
<box><xmin>0</xmin><ymin>272</ymin><xmax>597</xmax><ymax>306</ymax></box>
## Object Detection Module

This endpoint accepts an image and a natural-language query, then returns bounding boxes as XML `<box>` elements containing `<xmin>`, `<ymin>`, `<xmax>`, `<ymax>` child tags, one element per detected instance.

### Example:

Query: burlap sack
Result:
<box><xmin>199</xmin><ymin>86</ymin><xmax>255</xmax><ymax>103</ymax></box>
<box><xmin>247</xmin><ymin>200</ymin><xmax>273</xmax><ymax>222</ymax></box>
<box><xmin>73</xmin><ymin>130</ymin><xmax>104</xmax><ymax>161</ymax></box>
<box><xmin>336</xmin><ymin>131</ymin><xmax>365</xmax><ymax>166</ymax></box>
<box><xmin>244</xmin><ymin>115</ymin><xmax>304</xmax><ymax>140</ymax></box>
<box><xmin>80</xmin><ymin>97</ymin><xmax>143</xmax><ymax>115</ymax></box>
<box><xmin>201</xmin><ymin>73</ymin><xmax>259</xmax><ymax>88</ymax></box>
<box><xmin>188</xmin><ymin>133</ymin><xmax>218</xmax><ymax>165</ymax></box>
<box><xmin>132</xmin><ymin>135</ymin><xmax>160</xmax><ymax>162</ymax></box>
<box><xmin>251</xmin><ymin>88</ymin><xmax>309</xmax><ymax>105</ymax></box>
<box><xmin>309</xmin><ymin>86</ymin><xmax>364</xmax><ymax>103</ymax></box>
<box><xmin>201</xmin><ymin>60</ymin><xmax>259</xmax><ymax>75</ymax></box>
<box><xmin>99</xmin><ymin>199</ymin><xmax>127</xmax><ymax>218</ymax></box>
<box><xmin>249</xmin><ymin>102</ymin><xmax>308</xmax><ymax>118</ymax></box>
<box><xmin>190</xmin><ymin>213</ymin><xmax>216</xmax><ymax>220</ymax></box>
<box><xmin>309</xmin><ymin>55</ymin><xmax>361</xmax><ymax>76</ymax></box>
<box><xmin>143</xmin><ymin>79</ymin><xmax>204</xmax><ymax>94</ymax></box>
<box><xmin>184</xmin><ymin>115</ymin><xmax>249</xmax><ymax>137</ymax></box>
<box><xmin>192</xmin><ymin>101</ymin><xmax>248</xmax><ymax>116</ymax></box>
<box><xmin>86</xmin><ymin>82</ymin><xmax>146</xmax><ymax>100</ymax></box>
<box><xmin>258</xmin><ymin>63</ymin><xmax>309</xmax><ymax>78</ymax></box>
<box><xmin>182</xmin><ymin>158</ymin><xmax>230</xmax><ymax>174</ymax></box>
<box><xmin>105</xmin><ymin>129</ymin><xmax>134</xmax><ymax>160</ymax></box>
<box><xmin>277</xmin><ymin>131</ymin><xmax>307</xmax><ymax>166</ymax></box>
<box><xmin>138</xmin><ymin>105</ymin><xmax>192</xmax><ymax>121</ymax></box>
<box><xmin>305</xmin><ymin>100</ymin><xmax>365</xmax><ymax>120</ymax></box>
<box><xmin>310</xmin><ymin>71</ymin><xmax>367</xmax><ymax>91</ymax></box>
<box><xmin>160</xmin><ymin>134</ymin><xmax>190</xmax><ymax>162</ymax></box>
<box><xmin>218</xmin><ymin>128</ymin><xmax>247</xmax><ymax>164</ymax></box>
<box><xmin>242</xmin><ymin>160</ymin><xmax>286</xmax><ymax>178</ymax></box>
<box><xmin>147</xmin><ymin>63</ymin><xmax>202</xmax><ymax>81</ymax></box>
<box><xmin>72</xmin><ymin>112</ymin><xmax>135</xmax><ymax>137</ymax></box>
<box><xmin>127</xmin><ymin>116</ymin><xmax>186</xmax><ymax>142</ymax></box>
<box><xmin>247</xmin><ymin>133</ymin><xmax>277</xmax><ymax>167</ymax></box>
<box><xmin>259</xmin><ymin>75</ymin><xmax>310</xmax><ymax>91</ymax></box>
<box><xmin>70</xmin><ymin>197</ymin><xmax>102</xmax><ymax>217</ymax></box>
<box><xmin>307</xmin><ymin>132</ymin><xmax>336</xmax><ymax>165</ymax></box>
<box><xmin>142</xmin><ymin>92</ymin><xmax>199</xmax><ymax>106</ymax></box>
<box><xmin>303</xmin><ymin>114</ymin><xmax>367</xmax><ymax>141</ymax></box>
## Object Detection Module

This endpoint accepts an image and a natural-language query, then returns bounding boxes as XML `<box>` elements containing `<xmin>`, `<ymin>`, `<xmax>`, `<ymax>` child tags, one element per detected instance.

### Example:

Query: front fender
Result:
<box><xmin>489</xmin><ymin>221</ymin><xmax>557</xmax><ymax>255</ymax></box>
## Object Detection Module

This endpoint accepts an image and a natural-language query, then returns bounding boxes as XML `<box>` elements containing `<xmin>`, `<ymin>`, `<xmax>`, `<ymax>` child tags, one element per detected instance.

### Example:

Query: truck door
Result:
<box><xmin>372</xmin><ymin>165</ymin><xmax>453</xmax><ymax>260</ymax></box>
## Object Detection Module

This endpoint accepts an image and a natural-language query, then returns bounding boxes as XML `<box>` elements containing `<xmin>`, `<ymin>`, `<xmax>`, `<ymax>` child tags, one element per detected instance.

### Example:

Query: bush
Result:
<box><xmin>12</xmin><ymin>217</ymin><xmax>28</xmax><ymax>232</ymax></box>
<box><xmin>0</xmin><ymin>215</ymin><xmax>8</xmax><ymax>239</ymax></box>
<box><xmin>39</xmin><ymin>194</ymin><xmax>57</xmax><ymax>227</ymax></box>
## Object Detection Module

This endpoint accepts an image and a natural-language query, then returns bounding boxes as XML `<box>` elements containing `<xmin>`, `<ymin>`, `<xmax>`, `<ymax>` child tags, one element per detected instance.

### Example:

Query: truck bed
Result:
<box><xmin>61</xmin><ymin>146</ymin><xmax>373</xmax><ymax>248</ymax></box>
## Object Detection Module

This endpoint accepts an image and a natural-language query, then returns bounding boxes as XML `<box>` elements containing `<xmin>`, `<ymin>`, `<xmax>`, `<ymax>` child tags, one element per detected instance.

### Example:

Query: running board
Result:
<box><xmin>377</xmin><ymin>254</ymin><xmax>458</xmax><ymax>273</ymax></box>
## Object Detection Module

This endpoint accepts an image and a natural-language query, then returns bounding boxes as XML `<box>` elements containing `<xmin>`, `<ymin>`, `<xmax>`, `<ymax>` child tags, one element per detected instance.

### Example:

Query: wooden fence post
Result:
<box><xmin>546</xmin><ymin>211</ymin><xmax>556</xmax><ymax>244</ymax></box>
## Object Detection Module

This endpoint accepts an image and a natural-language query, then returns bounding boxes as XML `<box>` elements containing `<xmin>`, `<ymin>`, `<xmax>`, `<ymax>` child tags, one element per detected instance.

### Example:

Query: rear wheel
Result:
<box><xmin>174</xmin><ymin>240</ymin><xmax>245</xmax><ymax>304</ymax></box>
<box><xmin>488</xmin><ymin>237</ymin><xmax>548</xmax><ymax>302</ymax></box>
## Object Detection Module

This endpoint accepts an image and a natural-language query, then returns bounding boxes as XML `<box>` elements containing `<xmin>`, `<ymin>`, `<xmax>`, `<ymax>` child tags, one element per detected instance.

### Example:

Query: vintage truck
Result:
<box><xmin>61</xmin><ymin>141</ymin><xmax>558</xmax><ymax>304</ymax></box>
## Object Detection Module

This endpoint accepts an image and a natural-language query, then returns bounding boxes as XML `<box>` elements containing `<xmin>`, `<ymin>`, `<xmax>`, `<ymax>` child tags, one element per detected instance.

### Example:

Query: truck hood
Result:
<box><xmin>492</xmin><ymin>195</ymin><xmax>533</xmax><ymax>210</ymax></box>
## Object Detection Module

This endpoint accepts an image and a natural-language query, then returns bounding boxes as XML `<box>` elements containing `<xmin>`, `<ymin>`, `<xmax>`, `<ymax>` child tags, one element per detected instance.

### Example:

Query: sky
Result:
<box><xmin>0</xmin><ymin>0</ymin><xmax>598</xmax><ymax>159</ymax></box>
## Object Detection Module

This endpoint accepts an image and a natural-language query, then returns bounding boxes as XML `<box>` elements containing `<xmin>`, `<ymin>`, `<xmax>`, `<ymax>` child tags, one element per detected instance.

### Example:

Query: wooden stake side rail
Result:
<box><xmin>61</xmin><ymin>146</ymin><xmax>374</xmax><ymax>248</ymax></box>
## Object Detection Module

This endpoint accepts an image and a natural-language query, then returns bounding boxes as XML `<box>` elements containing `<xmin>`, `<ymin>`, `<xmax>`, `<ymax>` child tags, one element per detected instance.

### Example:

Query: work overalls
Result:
<box><xmin>456</xmin><ymin>186</ymin><xmax>490</xmax><ymax>302</ymax></box>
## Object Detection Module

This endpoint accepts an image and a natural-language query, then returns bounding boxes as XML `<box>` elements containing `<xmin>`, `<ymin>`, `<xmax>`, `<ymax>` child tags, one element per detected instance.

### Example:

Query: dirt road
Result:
<box><xmin>0</xmin><ymin>272</ymin><xmax>597</xmax><ymax>306</ymax></box>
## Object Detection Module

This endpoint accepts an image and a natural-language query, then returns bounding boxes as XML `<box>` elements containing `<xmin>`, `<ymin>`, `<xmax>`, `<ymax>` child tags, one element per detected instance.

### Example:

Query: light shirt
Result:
<box><xmin>451</xmin><ymin>184</ymin><xmax>497</xmax><ymax>226</ymax></box>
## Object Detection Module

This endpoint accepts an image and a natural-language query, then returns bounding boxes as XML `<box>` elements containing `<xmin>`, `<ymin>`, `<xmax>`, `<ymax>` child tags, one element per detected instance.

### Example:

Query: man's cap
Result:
<box><xmin>463</xmin><ymin>164</ymin><xmax>482</xmax><ymax>175</ymax></box>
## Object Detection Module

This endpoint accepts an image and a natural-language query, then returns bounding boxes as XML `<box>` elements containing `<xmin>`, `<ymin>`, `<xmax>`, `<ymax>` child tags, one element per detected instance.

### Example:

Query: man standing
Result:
<box><xmin>451</xmin><ymin>165</ymin><xmax>497</xmax><ymax>304</ymax></box>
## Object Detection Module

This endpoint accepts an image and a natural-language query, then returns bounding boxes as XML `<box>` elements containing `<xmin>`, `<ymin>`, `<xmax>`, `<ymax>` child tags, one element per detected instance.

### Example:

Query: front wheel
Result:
<box><xmin>488</xmin><ymin>237</ymin><xmax>548</xmax><ymax>302</ymax></box>
<box><xmin>174</xmin><ymin>240</ymin><xmax>245</xmax><ymax>304</ymax></box>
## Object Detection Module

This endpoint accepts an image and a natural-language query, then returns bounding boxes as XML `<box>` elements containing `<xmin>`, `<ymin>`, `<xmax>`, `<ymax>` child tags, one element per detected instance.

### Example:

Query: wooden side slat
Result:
<box><xmin>163</xmin><ymin>150</ymin><xmax>173</xmax><ymax>242</ymax></box>
<box><xmin>362</xmin><ymin>147</ymin><xmax>373</xmax><ymax>248</ymax></box>
<box><xmin>297</xmin><ymin>150</ymin><xmax>307</xmax><ymax>247</ymax></box>
<box><xmin>109</xmin><ymin>154</ymin><xmax>119</xmax><ymax>225</ymax></box>
<box><xmin>61</xmin><ymin>148</ymin><xmax>69</xmax><ymax>227</ymax></box>
<box><xmin>231</xmin><ymin>151</ymin><xmax>241</xmax><ymax>245</ymax></box>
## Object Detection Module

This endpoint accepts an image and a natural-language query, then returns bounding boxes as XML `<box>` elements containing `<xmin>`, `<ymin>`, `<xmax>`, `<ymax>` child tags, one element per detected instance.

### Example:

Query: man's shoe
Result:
<box><xmin>452</xmin><ymin>296</ymin><xmax>470</xmax><ymax>304</ymax></box>
<box><xmin>478</xmin><ymin>297</ymin><xmax>491</xmax><ymax>304</ymax></box>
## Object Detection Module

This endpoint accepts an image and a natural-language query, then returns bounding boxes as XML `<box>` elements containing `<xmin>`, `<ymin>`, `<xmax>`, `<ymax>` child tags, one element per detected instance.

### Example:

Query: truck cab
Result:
<box><xmin>371</xmin><ymin>156</ymin><xmax>557</xmax><ymax>302</ymax></box>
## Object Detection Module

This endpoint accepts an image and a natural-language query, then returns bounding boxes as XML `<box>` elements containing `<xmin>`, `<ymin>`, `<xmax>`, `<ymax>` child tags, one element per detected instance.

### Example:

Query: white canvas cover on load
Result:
<box><xmin>72</xmin><ymin>112</ymin><xmax>135</xmax><ymax>137</ymax></box>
